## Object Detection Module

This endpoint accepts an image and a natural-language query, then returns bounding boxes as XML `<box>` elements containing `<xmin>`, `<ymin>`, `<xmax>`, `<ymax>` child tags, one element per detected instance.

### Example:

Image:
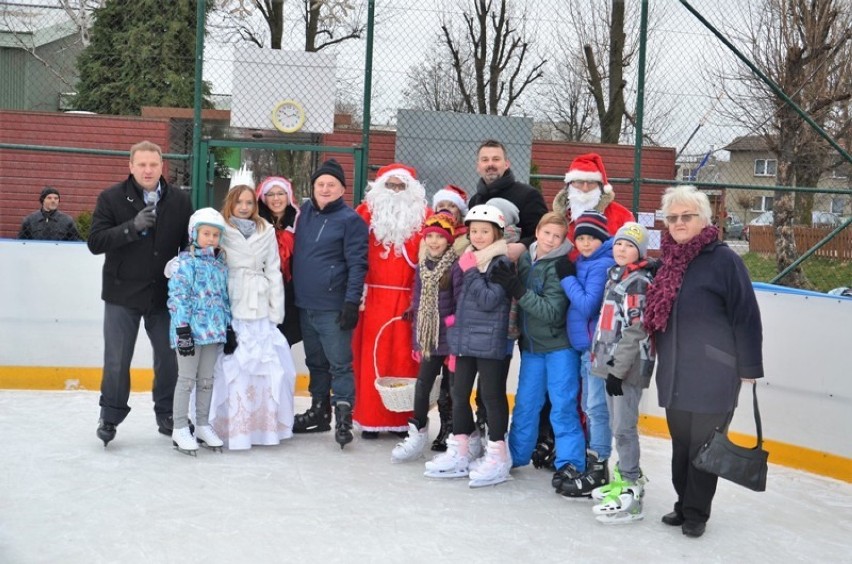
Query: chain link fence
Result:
<box><xmin>1</xmin><ymin>0</ymin><xmax>850</xmax><ymax>290</ymax></box>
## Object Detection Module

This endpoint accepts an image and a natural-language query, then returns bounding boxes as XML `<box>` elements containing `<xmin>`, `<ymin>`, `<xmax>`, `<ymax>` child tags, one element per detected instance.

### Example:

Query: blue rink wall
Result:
<box><xmin>1</xmin><ymin>239</ymin><xmax>850</xmax><ymax>481</ymax></box>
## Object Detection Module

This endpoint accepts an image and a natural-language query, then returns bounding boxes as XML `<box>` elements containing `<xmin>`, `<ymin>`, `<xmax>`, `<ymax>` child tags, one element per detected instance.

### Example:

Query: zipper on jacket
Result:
<box><xmin>315</xmin><ymin>218</ymin><xmax>328</xmax><ymax>242</ymax></box>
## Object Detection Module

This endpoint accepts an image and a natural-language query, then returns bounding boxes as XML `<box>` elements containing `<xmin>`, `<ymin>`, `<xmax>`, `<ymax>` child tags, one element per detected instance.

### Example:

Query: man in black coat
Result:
<box><xmin>468</xmin><ymin>139</ymin><xmax>548</xmax><ymax>261</ymax></box>
<box><xmin>18</xmin><ymin>186</ymin><xmax>82</xmax><ymax>241</ymax></box>
<box><xmin>87</xmin><ymin>141</ymin><xmax>192</xmax><ymax>446</ymax></box>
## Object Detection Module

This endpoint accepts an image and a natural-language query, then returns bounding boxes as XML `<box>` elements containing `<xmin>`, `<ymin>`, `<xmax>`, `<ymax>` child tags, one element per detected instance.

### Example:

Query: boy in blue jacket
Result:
<box><xmin>553</xmin><ymin>210</ymin><xmax>616</xmax><ymax>497</ymax></box>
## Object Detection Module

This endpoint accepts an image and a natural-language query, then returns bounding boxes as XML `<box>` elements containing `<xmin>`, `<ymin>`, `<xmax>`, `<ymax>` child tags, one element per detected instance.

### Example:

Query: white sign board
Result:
<box><xmin>230</xmin><ymin>47</ymin><xmax>336</xmax><ymax>134</ymax></box>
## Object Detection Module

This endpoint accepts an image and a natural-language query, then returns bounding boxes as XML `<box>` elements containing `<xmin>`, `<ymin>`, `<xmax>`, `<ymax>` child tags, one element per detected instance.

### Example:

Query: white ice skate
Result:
<box><xmin>468</xmin><ymin>440</ymin><xmax>512</xmax><ymax>488</ymax></box>
<box><xmin>467</xmin><ymin>429</ymin><xmax>485</xmax><ymax>473</ymax></box>
<box><xmin>391</xmin><ymin>421</ymin><xmax>428</xmax><ymax>463</ymax></box>
<box><xmin>424</xmin><ymin>434</ymin><xmax>471</xmax><ymax>478</ymax></box>
<box><xmin>172</xmin><ymin>426</ymin><xmax>198</xmax><ymax>456</ymax></box>
<box><xmin>594</xmin><ymin>482</ymin><xmax>645</xmax><ymax>525</ymax></box>
<box><xmin>592</xmin><ymin>468</ymin><xmax>646</xmax><ymax>501</ymax></box>
<box><xmin>195</xmin><ymin>425</ymin><xmax>224</xmax><ymax>452</ymax></box>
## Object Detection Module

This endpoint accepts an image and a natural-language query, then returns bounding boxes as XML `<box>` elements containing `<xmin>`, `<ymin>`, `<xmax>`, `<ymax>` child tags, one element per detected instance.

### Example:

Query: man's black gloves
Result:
<box><xmin>606</xmin><ymin>374</ymin><xmax>624</xmax><ymax>397</ymax></box>
<box><xmin>133</xmin><ymin>204</ymin><xmax>157</xmax><ymax>233</ymax></box>
<box><xmin>489</xmin><ymin>262</ymin><xmax>526</xmax><ymax>300</ymax></box>
<box><xmin>176</xmin><ymin>326</ymin><xmax>195</xmax><ymax>357</ymax></box>
<box><xmin>554</xmin><ymin>256</ymin><xmax>576</xmax><ymax>280</ymax></box>
<box><xmin>337</xmin><ymin>302</ymin><xmax>360</xmax><ymax>331</ymax></box>
<box><xmin>223</xmin><ymin>325</ymin><xmax>238</xmax><ymax>355</ymax></box>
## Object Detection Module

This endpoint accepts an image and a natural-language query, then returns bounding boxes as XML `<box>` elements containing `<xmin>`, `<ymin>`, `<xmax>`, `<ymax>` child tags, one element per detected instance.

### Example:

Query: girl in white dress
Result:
<box><xmin>209</xmin><ymin>167</ymin><xmax>297</xmax><ymax>449</ymax></box>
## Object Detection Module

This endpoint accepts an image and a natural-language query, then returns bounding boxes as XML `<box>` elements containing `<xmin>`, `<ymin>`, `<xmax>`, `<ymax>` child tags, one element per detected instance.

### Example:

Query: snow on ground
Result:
<box><xmin>1</xmin><ymin>390</ymin><xmax>849</xmax><ymax>564</ymax></box>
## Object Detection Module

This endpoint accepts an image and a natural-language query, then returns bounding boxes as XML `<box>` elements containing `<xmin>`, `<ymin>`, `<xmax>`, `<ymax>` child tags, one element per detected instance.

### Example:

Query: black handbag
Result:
<box><xmin>692</xmin><ymin>382</ymin><xmax>769</xmax><ymax>492</ymax></box>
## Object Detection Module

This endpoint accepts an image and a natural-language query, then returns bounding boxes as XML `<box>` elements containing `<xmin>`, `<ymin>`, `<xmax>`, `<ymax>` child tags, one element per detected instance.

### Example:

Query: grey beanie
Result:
<box><xmin>487</xmin><ymin>198</ymin><xmax>520</xmax><ymax>227</ymax></box>
<box><xmin>614</xmin><ymin>222</ymin><xmax>649</xmax><ymax>259</ymax></box>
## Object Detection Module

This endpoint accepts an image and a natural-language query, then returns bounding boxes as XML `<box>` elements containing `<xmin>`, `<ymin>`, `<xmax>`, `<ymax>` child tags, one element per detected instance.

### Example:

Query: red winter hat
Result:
<box><xmin>564</xmin><ymin>153</ymin><xmax>612</xmax><ymax>194</ymax></box>
<box><xmin>432</xmin><ymin>184</ymin><xmax>469</xmax><ymax>215</ymax></box>
<box><xmin>375</xmin><ymin>163</ymin><xmax>417</xmax><ymax>185</ymax></box>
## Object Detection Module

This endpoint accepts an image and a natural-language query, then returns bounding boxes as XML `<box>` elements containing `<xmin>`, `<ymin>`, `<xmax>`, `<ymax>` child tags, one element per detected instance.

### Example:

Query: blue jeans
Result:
<box><xmin>99</xmin><ymin>302</ymin><xmax>178</xmax><ymax>425</ymax></box>
<box><xmin>298</xmin><ymin>308</ymin><xmax>355</xmax><ymax>405</ymax></box>
<box><xmin>580</xmin><ymin>350</ymin><xmax>612</xmax><ymax>459</ymax></box>
<box><xmin>509</xmin><ymin>348</ymin><xmax>585</xmax><ymax>471</ymax></box>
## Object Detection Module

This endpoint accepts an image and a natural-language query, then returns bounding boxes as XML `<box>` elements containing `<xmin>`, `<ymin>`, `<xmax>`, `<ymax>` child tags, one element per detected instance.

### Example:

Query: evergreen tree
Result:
<box><xmin>75</xmin><ymin>0</ymin><xmax>211</xmax><ymax>115</ymax></box>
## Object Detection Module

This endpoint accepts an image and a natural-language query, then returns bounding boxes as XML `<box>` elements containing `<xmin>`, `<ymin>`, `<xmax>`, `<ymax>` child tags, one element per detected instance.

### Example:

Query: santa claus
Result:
<box><xmin>353</xmin><ymin>163</ymin><xmax>430</xmax><ymax>437</ymax></box>
<box><xmin>552</xmin><ymin>153</ymin><xmax>635</xmax><ymax>259</ymax></box>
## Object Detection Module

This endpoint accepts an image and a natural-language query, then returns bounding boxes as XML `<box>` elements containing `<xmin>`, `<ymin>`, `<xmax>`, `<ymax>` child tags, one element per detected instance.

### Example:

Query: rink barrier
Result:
<box><xmin>1</xmin><ymin>240</ymin><xmax>850</xmax><ymax>483</ymax></box>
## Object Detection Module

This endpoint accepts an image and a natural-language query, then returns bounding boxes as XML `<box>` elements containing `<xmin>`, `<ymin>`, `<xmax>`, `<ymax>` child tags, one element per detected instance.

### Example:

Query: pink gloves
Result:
<box><xmin>411</xmin><ymin>350</ymin><xmax>421</xmax><ymax>363</ymax></box>
<box><xmin>458</xmin><ymin>251</ymin><xmax>478</xmax><ymax>272</ymax></box>
<box><xmin>444</xmin><ymin>314</ymin><xmax>455</xmax><ymax>328</ymax></box>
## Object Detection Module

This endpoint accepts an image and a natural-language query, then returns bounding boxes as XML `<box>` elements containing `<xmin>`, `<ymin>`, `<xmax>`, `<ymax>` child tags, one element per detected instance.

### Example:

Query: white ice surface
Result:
<box><xmin>1</xmin><ymin>391</ymin><xmax>850</xmax><ymax>564</ymax></box>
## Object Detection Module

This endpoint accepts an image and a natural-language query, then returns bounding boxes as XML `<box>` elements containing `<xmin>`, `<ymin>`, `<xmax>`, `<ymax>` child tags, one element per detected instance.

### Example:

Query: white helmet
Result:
<box><xmin>464</xmin><ymin>204</ymin><xmax>506</xmax><ymax>229</ymax></box>
<box><xmin>188</xmin><ymin>207</ymin><xmax>226</xmax><ymax>241</ymax></box>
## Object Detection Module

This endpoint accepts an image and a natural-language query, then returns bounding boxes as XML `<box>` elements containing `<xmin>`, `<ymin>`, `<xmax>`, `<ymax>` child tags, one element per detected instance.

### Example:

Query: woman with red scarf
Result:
<box><xmin>645</xmin><ymin>185</ymin><xmax>763</xmax><ymax>539</ymax></box>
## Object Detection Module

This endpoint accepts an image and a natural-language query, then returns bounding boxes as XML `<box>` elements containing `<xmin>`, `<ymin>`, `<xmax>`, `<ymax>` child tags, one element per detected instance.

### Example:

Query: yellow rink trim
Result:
<box><xmin>2</xmin><ymin>365</ymin><xmax>849</xmax><ymax>483</ymax></box>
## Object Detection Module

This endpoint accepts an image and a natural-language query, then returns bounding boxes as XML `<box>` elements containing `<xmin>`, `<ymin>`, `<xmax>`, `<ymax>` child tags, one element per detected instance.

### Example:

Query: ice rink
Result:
<box><xmin>1</xmin><ymin>390</ymin><xmax>849</xmax><ymax>564</ymax></box>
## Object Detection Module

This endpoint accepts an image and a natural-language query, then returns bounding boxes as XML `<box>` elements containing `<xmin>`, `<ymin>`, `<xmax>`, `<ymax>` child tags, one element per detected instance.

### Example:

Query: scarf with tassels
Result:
<box><xmin>644</xmin><ymin>224</ymin><xmax>719</xmax><ymax>333</ymax></box>
<box><xmin>416</xmin><ymin>247</ymin><xmax>458</xmax><ymax>357</ymax></box>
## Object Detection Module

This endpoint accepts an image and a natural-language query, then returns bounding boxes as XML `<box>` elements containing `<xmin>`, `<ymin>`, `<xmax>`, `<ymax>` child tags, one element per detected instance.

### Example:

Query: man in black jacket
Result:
<box><xmin>468</xmin><ymin>139</ymin><xmax>548</xmax><ymax>261</ymax></box>
<box><xmin>87</xmin><ymin>141</ymin><xmax>193</xmax><ymax>446</ymax></box>
<box><xmin>18</xmin><ymin>186</ymin><xmax>82</xmax><ymax>241</ymax></box>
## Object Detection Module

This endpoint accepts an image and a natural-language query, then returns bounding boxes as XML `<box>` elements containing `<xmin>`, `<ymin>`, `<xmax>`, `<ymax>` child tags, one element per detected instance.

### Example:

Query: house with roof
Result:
<box><xmin>0</xmin><ymin>11</ymin><xmax>83</xmax><ymax>112</ymax></box>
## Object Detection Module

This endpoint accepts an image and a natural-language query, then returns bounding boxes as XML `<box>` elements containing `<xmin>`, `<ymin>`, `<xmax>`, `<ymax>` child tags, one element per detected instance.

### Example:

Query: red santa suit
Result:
<box><xmin>352</xmin><ymin>164</ymin><xmax>429</xmax><ymax>432</ymax></box>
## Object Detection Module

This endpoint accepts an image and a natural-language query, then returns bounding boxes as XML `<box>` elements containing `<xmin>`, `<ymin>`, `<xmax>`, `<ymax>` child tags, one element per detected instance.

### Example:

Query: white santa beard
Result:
<box><xmin>366</xmin><ymin>184</ymin><xmax>427</xmax><ymax>253</ymax></box>
<box><xmin>568</xmin><ymin>186</ymin><xmax>601</xmax><ymax>221</ymax></box>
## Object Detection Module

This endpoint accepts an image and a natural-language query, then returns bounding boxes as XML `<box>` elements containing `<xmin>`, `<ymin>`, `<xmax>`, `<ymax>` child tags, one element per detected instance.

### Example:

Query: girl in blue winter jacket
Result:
<box><xmin>166</xmin><ymin>208</ymin><xmax>234</xmax><ymax>455</ymax></box>
<box><xmin>391</xmin><ymin>211</ymin><xmax>463</xmax><ymax>463</ymax></box>
<box><xmin>425</xmin><ymin>204</ymin><xmax>513</xmax><ymax>488</ymax></box>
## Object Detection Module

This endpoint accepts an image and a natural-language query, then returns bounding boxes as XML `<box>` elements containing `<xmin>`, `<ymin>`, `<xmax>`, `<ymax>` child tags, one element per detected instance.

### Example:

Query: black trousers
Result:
<box><xmin>413</xmin><ymin>355</ymin><xmax>446</xmax><ymax>428</ymax></box>
<box><xmin>665</xmin><ymin>408</ymin><xmax>732</xmax><ymax>524</ymax></box>
<box><xmin>453</xmin><ymin>356</ymin><xmax>508</xmax><ymax>441</ymax></box>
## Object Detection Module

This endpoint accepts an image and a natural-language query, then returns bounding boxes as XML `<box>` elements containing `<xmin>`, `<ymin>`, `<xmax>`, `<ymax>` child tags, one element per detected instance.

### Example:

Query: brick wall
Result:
<box><xmin>0</xmin><ymin>110</ymin><xmax>170</xmax><ymax>238</ymax></box>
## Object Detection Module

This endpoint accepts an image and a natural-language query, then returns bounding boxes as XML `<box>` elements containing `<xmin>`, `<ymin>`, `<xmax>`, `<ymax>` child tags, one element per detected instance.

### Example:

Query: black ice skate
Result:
<box><xmin>558</xmin><ymin>452</ymin><xmax>609</xmax><ymax>498</ymax></box>
<box><xmin>156</xmin><ymin>414</ymin><xmax>175</xmax><ymax>436</ymax></box>
<box><xmin>334</xmin><ymin>401</ymin><xmax>353</xmax><ymax>449</ymax></box>
<box><xmin>293</xmin><ymin>395</ymin><xmax>332</xmax><ymax>433</ymax></box>
<box><xmin>96</xmin><ymin>420</ymin><xmax>116</xmax><ymax>447</ymax></box>
<box><xmin>431</xmin><ymin>388</ymin><xmax>452</xmax><ymax>452</ymax></box>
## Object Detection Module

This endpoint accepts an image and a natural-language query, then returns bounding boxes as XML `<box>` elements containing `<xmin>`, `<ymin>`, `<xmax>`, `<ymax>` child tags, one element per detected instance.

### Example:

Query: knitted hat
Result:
<box><xmin>614</xmin><ymin>222</ymin><xmax>649</xmax><ymax>259</ymax></box>
<box><xmin>311</xmin><ymin>158</ymin><xmax>346</xmax><ymax>187</ymax></box>
<box><xmin>40</xmin><ymin>186</ymin><xmax>60</xmax><ymax>202</ymax></box>
<box><xmin>486</xmin><ymin>197</ymin><xmax>520</xmax><ymax>227</ymax></box>
<box><xmin>422</xmin><ymin>210</ymin><xmax>456</xmax><ymax>243</ymax></box>
<box><xmin>432</xmin><ymin>184</ymin><xmax>469</xmax><ymax>215</ymax></box>
<box><xmin>564</xmin><ymin>153</ymin><xmax>612</xmax><ymax>194</ymax></box>
<box><xmin>574</xmin><ymin>210</ymin><xmax>610</xmax><ymax>243</ymax></box>
<box><xmin>375</xmin><ymin>163</ymin><xmax>417</xmax><ymax>185</ymax></box>
<box><xmin>257</xmin><ymin>176</ymin><xmax>293</xmax><ymax>205</ymax></box>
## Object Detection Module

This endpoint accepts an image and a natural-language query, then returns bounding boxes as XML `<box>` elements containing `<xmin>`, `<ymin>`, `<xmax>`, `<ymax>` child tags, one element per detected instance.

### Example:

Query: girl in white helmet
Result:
<box><xmin>166</xmin><ymin>207</ymin><xmax>232</xmax><ymax>455</ymax></box>
<box><xmin>424</xmin><ymin>204</ymin><xmax>514</xmax><ymax>487</ymax></box>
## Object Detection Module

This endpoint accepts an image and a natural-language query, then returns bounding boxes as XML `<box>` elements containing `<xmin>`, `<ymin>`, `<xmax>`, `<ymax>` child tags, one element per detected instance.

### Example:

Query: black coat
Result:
<box><xmin>18</xmin><ymin>209</ymin><xmax>82</xmax><ymax>241</ymax></box>
<box><xmin>468</xmin><ymin>169</ymin><xmax>548</xmax><ymax>247</ymax></box>
<box><xmin>87</xmin><ymin>175</ymin><xmax>192</xmax><ymax>311</ymax></box>
<box><xmin>654</xmin><ymin>240</ymin><xmax>764</xmax><ymax>413</ymax></box>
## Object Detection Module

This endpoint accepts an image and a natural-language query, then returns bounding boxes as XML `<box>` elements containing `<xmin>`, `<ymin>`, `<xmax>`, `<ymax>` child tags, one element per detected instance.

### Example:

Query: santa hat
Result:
<box><xmin>375</xmin><ymin>163</ymin><xmax>417</xmax><ymax>186</ymax></box>
<box><xmin>229</xmin><ymin>164</ymin><xmax>255</xmax><ymax>191</ymax></box>
<box><xmin>574</xmin><ymin>211</ymin><xmax>610</xmax><ymax>243</ymax></box>
<box><xmin>432</xmin><ymin>184</ymin><xmax>469</xmax><ymax>215</ymax></box>
<box><xmin>257</xmin><ymin>176</ymin><xmax>293</xmax><ymax>205</ymax></box>
<box><xmin>422</xmin><ymin>210</ymin><xmax>456</xmax><ymax>243</ymax></box>
<box><xmin>564</xmin><ymin>153</ymin><xmax>612</xmax><ymax>194</ymax></box>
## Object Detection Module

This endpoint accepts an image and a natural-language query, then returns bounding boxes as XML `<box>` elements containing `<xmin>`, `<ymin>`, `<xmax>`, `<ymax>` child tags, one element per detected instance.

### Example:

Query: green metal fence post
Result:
<box><xmin>631</xmin><ymin>0</ymin><xmax>650</xmax><ymax>216</ymax></box>
<box><xmin>190</xmin><ymin>0</ymin><xmax>207</xmax><ymax>209</ymax></box>
<box><xmin>357</xmin><ymin>0</ymin><xmax>375</xmax><ymax>206</ymax></box>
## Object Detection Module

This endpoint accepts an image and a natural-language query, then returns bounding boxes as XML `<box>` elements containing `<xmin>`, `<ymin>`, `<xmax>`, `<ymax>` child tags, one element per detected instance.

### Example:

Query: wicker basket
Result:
<box><xmin>373</xmin><ymin>317</ymin><xmax>442</xmax><ymax>413</ymax></box>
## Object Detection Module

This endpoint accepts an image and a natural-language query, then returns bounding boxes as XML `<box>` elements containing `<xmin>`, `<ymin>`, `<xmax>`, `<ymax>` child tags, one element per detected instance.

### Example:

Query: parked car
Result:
<box><xmin>723</xmin><ymin>214</ymin><xmax>745</xmax><ymax>240</ymax></box>
<box><xmin>743</xmin><ymin>211</ymin><xmax>773</xmax><ymax>242</ymax></box>
<box><xmin>812</xmin><ymin>211</ymin><xmax>840</xmax><ymax>227</ymax></box>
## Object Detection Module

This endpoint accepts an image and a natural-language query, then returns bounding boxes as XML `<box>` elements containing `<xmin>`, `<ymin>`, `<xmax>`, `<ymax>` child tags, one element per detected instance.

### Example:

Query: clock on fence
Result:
<box><xmin>271</xmin><ymin>99</ymin><xmax>306</xmax><ymax>133</ymax></box>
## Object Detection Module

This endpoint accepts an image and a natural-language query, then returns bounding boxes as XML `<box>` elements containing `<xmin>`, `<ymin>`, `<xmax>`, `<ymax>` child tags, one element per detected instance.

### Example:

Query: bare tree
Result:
<box><xmin>711</xmin><ymin>0</ymin><xmax>852</xmax><ymax>288</ymax></box>
<box><xmin>436</xmin><ymin>0</ymin><xmax>546</xmax><ymax>116</ymax></box>
<box><xmin>58</xmin><ymin>0</ymin><xmax>104</xmax><ymax>47</ymax></box>
<box><xmin>212</xmin><ymin>0</ymin><xmax>364</xmax><ymax>52</ymax></box>
<box><xmin>538</xmin><ymin>47</ymin><xmax>596</xmax><ymax>142</ymax></box>
<box><xmin>402</xmin><ymin>42</ymin><xmax>471</xmax><ymax>112</ymax></box>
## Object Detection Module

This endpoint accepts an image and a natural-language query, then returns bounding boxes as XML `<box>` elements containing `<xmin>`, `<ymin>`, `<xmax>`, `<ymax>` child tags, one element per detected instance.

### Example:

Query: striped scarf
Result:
<box><xmin>416</xmin><ymin>247</ymin><xmax>458</xmax><ymax>357</ymax></box>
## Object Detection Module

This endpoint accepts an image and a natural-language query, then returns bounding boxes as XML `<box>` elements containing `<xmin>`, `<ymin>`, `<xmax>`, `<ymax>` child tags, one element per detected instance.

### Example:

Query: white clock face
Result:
<box><xmin>271</xmin><ymin>100</ymin><xmax>305</xmax><ymax>133</ymax></box>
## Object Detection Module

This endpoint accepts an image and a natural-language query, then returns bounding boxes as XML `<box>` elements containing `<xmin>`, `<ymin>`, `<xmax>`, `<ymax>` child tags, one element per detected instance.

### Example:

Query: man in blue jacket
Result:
<box><xmin>291</xmin><ymin>159</ymin><xmax>368</xmax><ymax>449</ymax></box>
<box><xmin>88</xmin><ymin>141</ymin><xmax>192</xmax><ymax>446</ymax></box>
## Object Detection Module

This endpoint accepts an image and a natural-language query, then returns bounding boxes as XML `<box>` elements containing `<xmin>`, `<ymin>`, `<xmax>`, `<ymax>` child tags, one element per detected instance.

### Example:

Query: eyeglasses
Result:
<box><xmin>266</xmin><ymin>191</ymin><xmax>287</xmax><ymax>199</ymax></box>
<box><xmin>665</xmin><ymin>213</ymin><xmax>700</xmax><ymax>224</ymax></box>
<box><xmin>385</xmin><ymin>182</ymin><xmax>407</xmax><ymax>192</ymax></box>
